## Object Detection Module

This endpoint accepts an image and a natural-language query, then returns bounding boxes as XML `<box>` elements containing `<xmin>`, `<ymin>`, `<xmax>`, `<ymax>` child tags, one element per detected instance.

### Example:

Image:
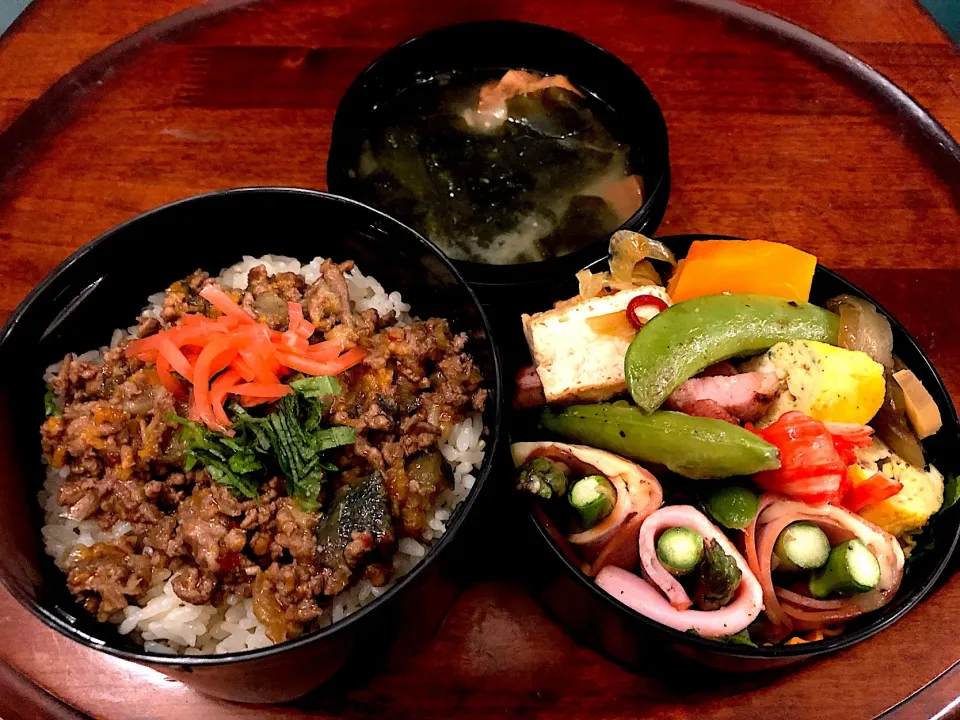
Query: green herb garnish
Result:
<box><xmin>167</xmin><ymin>415</ymin><xmax>261</xmax><ymax>499</ymax></box>
<box><xmin>44</xmin><ymin>389</ymin><xmax>61</xmax><ymax>417</ymax></box>
<box><xmin>168</xmin><ymin>381</ymin><xmax>355</xmax><ymax>510</ymax></box>
<box><xmin>245</xmin><ymin>392</ymin><xmax>354</xmax><ymax>511</ymax></box>
<box><xmin>290</xmin><ymin>375</ymin><xmax>341</xmax><ymax>399</ymax></box>
<box><xmin>314</xmin><ymin>426</ymin><xmax>357</xmax><ymax>453</ymax></box>
<box><xmin>685</xmin><ymin>628</ymin><xmax>757</xmax><ymax>647</ymax></box>
<box><xmin>941</xmin><ymin>474</ymin><xmax>960</xmax><ymax>513</ymax></box>
<box><xmin>718</xmin><ymin>628</ymin><xmax>757</xmax><ymax>647</ymax></box>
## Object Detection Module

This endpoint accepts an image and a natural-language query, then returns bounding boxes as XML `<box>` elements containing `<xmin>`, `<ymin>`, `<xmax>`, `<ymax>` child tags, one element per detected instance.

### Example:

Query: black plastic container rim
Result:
<box><xmin>528</xmin><ymin>235</ymin><xmax>960</xmax><ymax>660</ymax></box>
<box><xmin>326</xmin><ymin>19</ymin><xmax>671</xmax><ymax>286</ymax></box>
<box><xmin>0</xmin><ymin>186</ymin><xmax>505</xmax><ymax>667</ymax></box>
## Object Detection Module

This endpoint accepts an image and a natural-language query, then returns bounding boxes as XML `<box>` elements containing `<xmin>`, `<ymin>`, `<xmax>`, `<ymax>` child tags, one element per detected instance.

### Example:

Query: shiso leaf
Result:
<box><xmin>290</xmin><ymin>375</ymin><xmax>341</xmax><ymax>400</ymax></box>
<box><xmin>166</xmin><ymin>378</ymin><xmax>354</xmax><ymax>510</ymax></box>
<box><xmin>44</xmin><ymin>389</ymin><xmax>61</xmax><ymax>417</ymax></box>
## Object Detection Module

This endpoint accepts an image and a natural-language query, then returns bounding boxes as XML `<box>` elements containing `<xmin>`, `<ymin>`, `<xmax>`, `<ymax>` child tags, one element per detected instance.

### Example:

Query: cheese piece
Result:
<box><xmin>521</xmin><ymin>287</ymin><xmax>671</xmax><ymax>404</ymax></box>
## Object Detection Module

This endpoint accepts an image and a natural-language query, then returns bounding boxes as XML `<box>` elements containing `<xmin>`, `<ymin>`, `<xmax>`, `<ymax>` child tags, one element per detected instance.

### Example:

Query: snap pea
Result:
<box><xmin>516</xmin><ymin>456</ymin><xmax>569</xmax><ymax>499</ymax></box>
<box><xmin>773</xmin><ymin>522</ymin><xmax>831</xmax><ymax>572</ymax></box>
<box><xmin>808</xmin><ymin>539</ymin><xmax>881</xmax><ymax>598</ymax></box>
<box><xmin>625</xmin><ymin>293</ymin><xmax>840</xmax><ymax>413</ymax></box>
<box><xmin>568</xmin><ymin>475</ymin><xmax>616</xmax><ymax>529</ymax></box>
<box><xmin>540</xmin><ymin>403</ymin><xmax>780</xmax><ymax>479</ymax></box>
<box><xmin>702</xmin><ymin>485</ymin><xmax>760</xmax><ymax>530</ymax></box>
<box><xmin>657</xmin><ymin>527</ymin><xmax>704</xmax><ymax>576</ymax></box>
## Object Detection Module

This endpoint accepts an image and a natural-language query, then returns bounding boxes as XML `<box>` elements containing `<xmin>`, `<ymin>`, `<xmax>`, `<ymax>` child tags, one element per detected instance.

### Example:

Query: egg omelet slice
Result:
<box><xmin>757</xmin><ymin>340</ymin><xmax>885</xmax><ymax>426</ymax></box>
<box><xmin>852</xmin><ymin>448</ymin><xmax>944</xmax><ymax>538</ymax></box>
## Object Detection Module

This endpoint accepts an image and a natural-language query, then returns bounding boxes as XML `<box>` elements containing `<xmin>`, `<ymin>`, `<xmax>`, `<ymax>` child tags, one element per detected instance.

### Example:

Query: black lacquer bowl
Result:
<box><xmin>0</xmin><ymin>188</ymin><xmax>503</xmax><ymax>702</ymax></box>
<box><xmin>326</xmin><ymin>20</ymin><xmax>671</xmax><ymax>303</ymax></box>
<box><xmin>513</xmin><ymin>234</ymin><xmax>960</xmax><ymax>672</ymax></box>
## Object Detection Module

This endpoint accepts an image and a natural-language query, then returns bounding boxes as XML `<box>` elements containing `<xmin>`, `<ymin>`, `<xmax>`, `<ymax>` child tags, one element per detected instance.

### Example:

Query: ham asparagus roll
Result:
<box><xmin>596</xmin><ymin>505</ymin><xmax>764</xmax><ymax>637</ymax></box>
<box><xmin>512</xmin><ymin>441</ymin><xmax>663</xmax><ymax>576</ymax></box>
<box><xmin>743</xmin><ymin>494</ymin><xmax>905</xmax><ymax>640</ymax></box>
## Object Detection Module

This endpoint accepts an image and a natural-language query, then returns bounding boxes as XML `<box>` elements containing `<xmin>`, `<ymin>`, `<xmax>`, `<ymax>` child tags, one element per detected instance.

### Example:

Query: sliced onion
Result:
<box><xmin>576</xmin><ymin>270</ymin><xmax>659</xmax><ymax>302</ymax></box>
<box><xmin>874</xmin><ymin>369</ymin><xmax>926</xmax><ymax>467</ymax></box>
<box><xmin>774</xmin><ymin>587</ymin><xmax>848</xmax><ymax>610</ymax></box>
<box><xmin>825</xmin><ymin>295</ymin><xmax>893</xmax><ymax>369</ymax></box>
<box><xmin>608</xmin><ymin>231</ymin><xmax>676</xmax><ymax>285</ymax></box>
<box><xmin>632</xmin><ymin>260</ymin><xmax>662</xmax><ymax>287</ymax></box>
<box><xmin>576</xmin><ymin>269</ymin><xmax>607</xmax><ymax>300</ymax></box>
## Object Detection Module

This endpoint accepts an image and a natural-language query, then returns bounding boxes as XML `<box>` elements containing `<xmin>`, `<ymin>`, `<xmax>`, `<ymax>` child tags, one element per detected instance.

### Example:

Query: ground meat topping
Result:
<box><xmin>241</xmin><ymin>264</ymin><xmax>306</xmax><ymax>330</ymax></box>
<box><xmin>331</xmin><ymin>317</ymin><xmax>485</xmax><ymax>536</ymax></box>
<box><xmin>41</xmin><ymin>260</ymin><xmax>487</xmax><ymax>642</ymax></box>
<box><xmin>65</xmin><ymin>538</ymin><xmax>154</xmax><ymax>621</ymax></box>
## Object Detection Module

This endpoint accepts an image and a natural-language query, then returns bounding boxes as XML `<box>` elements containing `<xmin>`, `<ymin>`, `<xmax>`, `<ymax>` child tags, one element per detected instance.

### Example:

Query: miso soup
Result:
<box><xmin>347</xmin><ymin>70</ymin><xmax>645</xmax><ymax>265</ymax></box>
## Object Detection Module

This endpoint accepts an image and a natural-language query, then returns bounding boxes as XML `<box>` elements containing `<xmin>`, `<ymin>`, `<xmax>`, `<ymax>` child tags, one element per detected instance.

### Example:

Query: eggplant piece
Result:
<box><xmin>251</xmin><ymin>291</ymin><xmax>289</xmax><ymax>329</ymax></box>
<box><xmin>316</xmin><ymin>472</ymin><xmax>395</xmax><ymax>595</ymax></box>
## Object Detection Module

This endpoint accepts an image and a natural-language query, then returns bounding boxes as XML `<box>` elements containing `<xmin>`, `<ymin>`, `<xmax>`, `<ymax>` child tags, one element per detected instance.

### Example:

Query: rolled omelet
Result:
<box><xmin>756</xmin><ymin>340</ymin><xmax>885</xmax><ymax>426</ymax></box>
<box><xmin>852</xmin><ymin>456</ymin><xmax>944</xmax><ymax>537</ymax></box>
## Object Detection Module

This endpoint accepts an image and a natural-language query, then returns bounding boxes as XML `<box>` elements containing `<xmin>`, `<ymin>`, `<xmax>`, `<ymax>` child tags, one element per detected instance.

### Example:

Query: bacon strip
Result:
<box><xmin>743</xmin><ymin>493</ymin><xmax>904</xmax><ymax>639</ymax></box>
<box><xmin>596</xmin><ymin>505</ymin><xmax>764</xmax><ymax>637</ymax></box>
<box><xmin>666</xmin><ymin>370</ymin><xmax>781</xmax><ymax>424</ymax></box>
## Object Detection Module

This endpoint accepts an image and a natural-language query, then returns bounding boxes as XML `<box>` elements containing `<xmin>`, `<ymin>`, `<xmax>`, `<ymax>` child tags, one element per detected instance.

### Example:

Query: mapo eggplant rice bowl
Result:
<box><xmin>4</xmin><ymin>190</ymin><xmax>500</xmax><ymax>663</ymax></box>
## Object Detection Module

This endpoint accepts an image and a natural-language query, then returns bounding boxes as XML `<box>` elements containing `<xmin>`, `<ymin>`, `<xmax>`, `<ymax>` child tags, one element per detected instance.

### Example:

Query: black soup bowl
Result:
<box><xmin>326</xmin><ymin>20</ymin><xmax>671</xmax><ymax>304</ymax></box>
<box><xmin>0</xmin><ymin>188</ymin><xmax>503</xmax><ymax>703</ymax></box>
<box><xmin>517</xmin><ymin>234</ymin><xmax>960</xmax><ymax>673</ymax></box>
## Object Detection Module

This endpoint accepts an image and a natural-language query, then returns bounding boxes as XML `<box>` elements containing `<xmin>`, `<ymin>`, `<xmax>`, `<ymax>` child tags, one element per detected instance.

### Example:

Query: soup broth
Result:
<box><xmin>349</xmin><ymin>70</ymin><xmax>644</xmax><ymax>265</ymax></box>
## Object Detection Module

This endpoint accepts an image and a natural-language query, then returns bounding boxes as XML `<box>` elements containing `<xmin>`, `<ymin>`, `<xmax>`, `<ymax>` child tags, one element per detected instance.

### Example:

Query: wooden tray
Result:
<box><xmin>1</xmin><ymin>0</ymin><xmax>958</xmax><ymax>717</ymax></box>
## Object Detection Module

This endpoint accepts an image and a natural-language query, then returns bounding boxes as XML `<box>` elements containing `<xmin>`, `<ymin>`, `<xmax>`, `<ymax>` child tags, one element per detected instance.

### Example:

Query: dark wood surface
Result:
<box><xmin>0</xmin><ymin>0</ymin><xmax>958</xmax><ymax>717</ymax></box>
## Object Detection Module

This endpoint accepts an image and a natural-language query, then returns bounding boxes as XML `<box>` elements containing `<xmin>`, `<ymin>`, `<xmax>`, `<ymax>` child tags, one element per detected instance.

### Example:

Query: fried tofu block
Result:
<box><xmin>521</xmin><ymin>287</ymin><xmax>671</xmax><ymax>404</ymax></box>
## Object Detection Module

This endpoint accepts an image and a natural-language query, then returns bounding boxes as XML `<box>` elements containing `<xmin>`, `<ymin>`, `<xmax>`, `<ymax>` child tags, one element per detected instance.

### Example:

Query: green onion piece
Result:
<box><xmin>43</xmin><ymin>389</ymin><xmax>61</xmax><ymax>417</ymax></box>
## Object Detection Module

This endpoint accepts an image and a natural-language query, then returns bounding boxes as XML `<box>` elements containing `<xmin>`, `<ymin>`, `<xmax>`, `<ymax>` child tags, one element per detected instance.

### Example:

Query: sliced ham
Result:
<box><xmin>666</xmin><ymin>370</ymin><xmax>781</xmax><ymax>424</ymax></box>
<box><xmin>512</xmin><ymin>441</ymin><xmax>663</xmax><ymax>576</ymax></box>
<box><xmin>743</xmin><ymin>493</ymin><xmax>904</xmax><ymax>640</ymax></box>
<box><xmin>596</xmin><ymin>505</ymin><xmax>764</xmax><ymax>637</ymax></box>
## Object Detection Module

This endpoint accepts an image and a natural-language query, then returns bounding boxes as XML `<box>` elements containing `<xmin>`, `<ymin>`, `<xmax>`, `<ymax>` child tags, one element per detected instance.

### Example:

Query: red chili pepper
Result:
<box><xmin>752</xmin><ymin>412</ymin><xmax>849</xmax><ymax>504</ymax></box>
<box><xmin>625</xmin><ymin>294</ymin><xmax>669</xmax><ymax>330</ymax></box>
<box><xmin>751</xmin><ymin>412</ymin><xmax>879</xmax><ymax>506</ymax></box>
<box><xmin>843</xmin><ymin>472</ymin><xmax>903</xmax><ymax>512</ymax></box>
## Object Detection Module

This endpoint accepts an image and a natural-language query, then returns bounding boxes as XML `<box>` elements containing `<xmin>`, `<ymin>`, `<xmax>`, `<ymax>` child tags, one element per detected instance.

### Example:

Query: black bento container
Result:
<box><xmin>326</xmin><ymin>20</ymin><xmax>671</xmax><ymax>304</ymax></box>
<box><xmin>0</xmin><ymin>188</ymin><xmax>503</xmax><ymax>702</ymax></box>
<box><xmin>517</xmin><ymin>234</ymin><xmax>960</xmax><ymax>672</ymax></box>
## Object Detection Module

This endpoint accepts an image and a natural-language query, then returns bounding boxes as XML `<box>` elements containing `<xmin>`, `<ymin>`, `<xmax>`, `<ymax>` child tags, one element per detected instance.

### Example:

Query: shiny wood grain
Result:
<box><xmin>0</xmin><ymin>0</ymin><xmax>958</xmax><ymax>717</ymax></box>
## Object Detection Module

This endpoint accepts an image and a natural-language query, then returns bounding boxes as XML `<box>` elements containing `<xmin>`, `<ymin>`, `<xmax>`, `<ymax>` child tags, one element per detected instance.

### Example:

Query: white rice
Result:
<box><xmin>40</xmin><ymin>255</ymin><xmax>484</xmax><ymax>655</ymax></box>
